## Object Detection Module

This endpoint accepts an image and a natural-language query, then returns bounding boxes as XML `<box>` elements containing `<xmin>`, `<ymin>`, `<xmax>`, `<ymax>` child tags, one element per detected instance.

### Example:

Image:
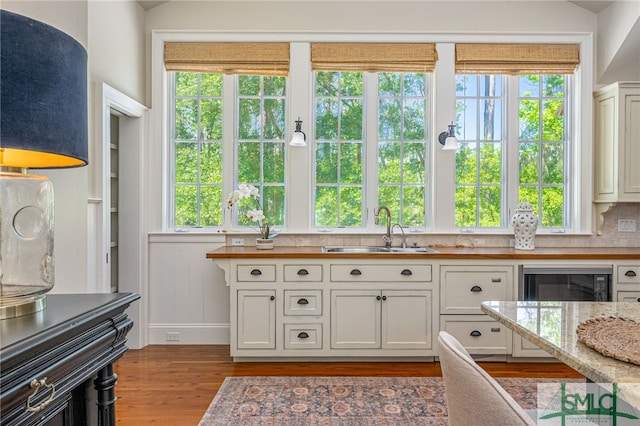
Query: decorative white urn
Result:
<box><xmin>511</xmin><ymin>200</ymin><xmax>538</xmax><ymax>250</ymax></box>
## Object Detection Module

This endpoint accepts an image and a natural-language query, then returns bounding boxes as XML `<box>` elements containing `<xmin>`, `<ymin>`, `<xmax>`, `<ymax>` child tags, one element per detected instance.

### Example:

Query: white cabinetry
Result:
<box><xmin>219</xmin><ymin>259</ymin><xmax>437</xmax><ymax>360</ymax></box>
<box><xmin>439</xmin><ymin>265</ymin><xmax>512</xmax><ymax>355</ymax></box>
<box><xmin>593</xmin><ymin>82</ymin><xmax>640</xmax><ymax>234</ymax></box>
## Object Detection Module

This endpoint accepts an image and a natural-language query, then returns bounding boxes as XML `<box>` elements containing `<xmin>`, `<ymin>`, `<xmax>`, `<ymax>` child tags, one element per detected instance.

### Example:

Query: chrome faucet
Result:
<box><xmin>392</xmin><ymin>223</ymin><xmax>407</xmax><ymax>248</ymax></box>
<box><xmin>374</xmin><ymin>206</ymin><xmax>392</xmax><ymax>247</ymax></box>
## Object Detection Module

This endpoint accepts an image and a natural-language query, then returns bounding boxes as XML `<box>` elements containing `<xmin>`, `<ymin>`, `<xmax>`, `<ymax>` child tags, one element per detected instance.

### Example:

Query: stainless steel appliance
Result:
<box><xmin>518</xmin><ymin>265</ymin><xmax>613</xmax><ymax>302</ymax></box>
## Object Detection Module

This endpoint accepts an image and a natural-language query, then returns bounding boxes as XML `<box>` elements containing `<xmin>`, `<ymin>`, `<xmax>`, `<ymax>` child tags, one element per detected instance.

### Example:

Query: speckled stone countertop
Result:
<box><xmin>482</xmin><ymin>301</ymin><xmax>640</xmax><ymax>408</ymax></box>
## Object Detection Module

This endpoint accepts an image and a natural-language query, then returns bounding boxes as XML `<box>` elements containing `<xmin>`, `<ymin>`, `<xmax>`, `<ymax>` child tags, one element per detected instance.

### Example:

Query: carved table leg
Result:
<box><xmin>94</xmin><ymin>364</ymin><xmax>118</xmax><ymax>426</ymax></box>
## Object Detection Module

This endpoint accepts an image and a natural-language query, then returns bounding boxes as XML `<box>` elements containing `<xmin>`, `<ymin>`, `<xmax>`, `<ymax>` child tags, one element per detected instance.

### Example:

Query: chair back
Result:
<box><xmin>438</xmin><ymin>331</ymin><xmax>536</xmax><ymax>426</ymax></box>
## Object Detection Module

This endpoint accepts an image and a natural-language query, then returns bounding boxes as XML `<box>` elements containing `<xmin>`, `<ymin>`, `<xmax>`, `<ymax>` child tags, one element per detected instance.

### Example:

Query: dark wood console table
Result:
<box><xmin>0</xmin><ymin>293</ymin><xmax>140</xmax><ymax>426</ymax></box>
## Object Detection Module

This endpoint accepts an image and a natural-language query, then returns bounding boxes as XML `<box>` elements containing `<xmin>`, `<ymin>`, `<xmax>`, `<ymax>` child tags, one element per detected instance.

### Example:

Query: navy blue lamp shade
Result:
<box><xmin>0</xmin><ymin>10</ymin><xmax>88</xmax><ymax>319</ymax></box>
<box><xmin>1</xmin><ymin>9</ymin><xmax>88</xmax><ymax>168</ymax></box>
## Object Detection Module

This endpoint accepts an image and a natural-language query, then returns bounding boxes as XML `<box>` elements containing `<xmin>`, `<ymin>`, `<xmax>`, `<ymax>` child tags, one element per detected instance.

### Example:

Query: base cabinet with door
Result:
<box><xmin>217</xmin><ymin>259</ymin><xmax>437</xmax><ymax>360</ymax></box>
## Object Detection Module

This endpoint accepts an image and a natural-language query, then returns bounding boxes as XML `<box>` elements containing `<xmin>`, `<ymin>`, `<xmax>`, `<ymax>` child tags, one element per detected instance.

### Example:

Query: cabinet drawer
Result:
<box><xmin>617</xmin><ymin>266</ymin><xmax>640</xmax><ymax>284</ymax></box>
<box><xmin>440</xmin><ymin>315</ymin><xmax>511</xmax><ymax>355</ymax></box>
<box><xmin>617</xmin><ymin>291</ymin><xmax>640</xmax><ymax>302</ymax></box>
<box><xmin>440</xmin><ymin>267</ymin><xmax>511</xmax><ymax>314</ymax></box>
<box><xmin>284</xmin><ymin>290</ymin><xmax>322</xmax><ymax>316</ymax></box>
<box><xmin>284</xmin><ymin>324</ymin><xmax>322</xmax><ymax>349</ymax></box>
<box><xmin>330</xmin><ymin>265</ymin><xmax>431</xmax><ymax>282</ymax></box>
<box><xmin>237</xmin><ymin>265</ymin><xmax>276</xmax><ymax>282</ymax></box>
<box><xmin>284</xmin><ymin>265</ymin><xmax>323</xmax><ymax>282</ymax></box>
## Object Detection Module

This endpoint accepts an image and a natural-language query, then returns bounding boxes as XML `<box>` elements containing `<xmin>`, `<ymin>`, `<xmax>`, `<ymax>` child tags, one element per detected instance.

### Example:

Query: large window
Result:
<box><xmin>170</xmin><ymin>72</ymin><xmax>287</xmax><ymax>229</ymax></box>
<box><xmin>454</xmin><ymin>74</ymin><xmax>571</xmax><ymax>230</ymax></box>
<box><xmin>163</xmin><ymin>41</ymin><xmax>583</xmax><ymax>234</ymax></box>
<box><xmin>313</xmin><ymin>71</ymin><xmax>430</xmax><ymax>229</ymax></box>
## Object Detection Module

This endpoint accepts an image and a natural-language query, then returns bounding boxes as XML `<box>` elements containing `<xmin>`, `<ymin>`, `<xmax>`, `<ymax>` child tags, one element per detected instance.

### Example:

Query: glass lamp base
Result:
<box><xmin>0</xmin><ymin>295</ymin><xmax>46</xmax><ymax>319</ymax></box>
<box><xmin>0</xmin><ymin>170</ymin><xmax>55</xmax><ymax>319</ymax></box>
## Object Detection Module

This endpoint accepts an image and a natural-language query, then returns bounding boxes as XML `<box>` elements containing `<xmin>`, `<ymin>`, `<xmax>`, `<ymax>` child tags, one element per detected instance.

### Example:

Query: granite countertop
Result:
<box><xmin>481</xmin><ymin>301</ymin><xmax>640</xmax><ymax>408</ymax></box>
<box><xmin>207</xmin><ymin>246</ymin><xmax>640</xmax><ymax>260</ymax></box>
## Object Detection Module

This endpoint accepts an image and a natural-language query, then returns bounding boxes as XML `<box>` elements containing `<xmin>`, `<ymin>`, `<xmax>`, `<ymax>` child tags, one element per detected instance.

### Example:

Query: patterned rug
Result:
<box><xmin>199</xmin><ymin>376</ymin><xmax>583</xmax><ymax>425</ymax></box>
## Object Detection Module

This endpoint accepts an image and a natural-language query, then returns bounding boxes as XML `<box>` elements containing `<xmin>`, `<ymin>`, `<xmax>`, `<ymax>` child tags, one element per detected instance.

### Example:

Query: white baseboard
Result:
<box><xmin>148</xmin><ymin>323</ymin><xmax>230</xmax><ymax>345</ymax></box>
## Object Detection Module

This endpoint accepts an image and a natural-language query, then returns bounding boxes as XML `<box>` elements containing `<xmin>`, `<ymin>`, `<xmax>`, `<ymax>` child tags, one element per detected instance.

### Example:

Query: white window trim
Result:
<box><xmin>150</xmin><ymin>30</ymin><xmax>593</xmax><ymax>235</ymax></box>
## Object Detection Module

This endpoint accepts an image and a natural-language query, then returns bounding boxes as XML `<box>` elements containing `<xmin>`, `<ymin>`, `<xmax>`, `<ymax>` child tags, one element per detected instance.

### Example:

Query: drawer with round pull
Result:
<box><xmin>284</xmin><ymin>290</ymin><xmax>322</xmax><ymax>316</ymax></box>
<box><xmin>440</xmin><ymin>266</ymin><xmax>512</xmax><ymax>314</ymax></box>
<box><xmin>330</xmin><ymin>264</ymin><xmax>432</xmax><ymax>282</ymax></box>
<box><xmin>237</xmin><ymin>265</ymin><xmax>276</xmax><ymax>282</ymax></box>
<box><xmin>617</xmin><ymin>266</ymin><xmax>640</xmax><ymax>284</ymax></box>
<box><xmin>284</xmin><ymin>324</ymin><xmax>322</xmax><ymax>349</ymax></box>
<box><xmin>440</xmin><ymin>315</ymin><xmax>511</xmax><ymax>355</ymax></box>
<box><xmin>284</xmin><ymin>265</ymin><xmax>323</xmax><ymax>282</ymax></box>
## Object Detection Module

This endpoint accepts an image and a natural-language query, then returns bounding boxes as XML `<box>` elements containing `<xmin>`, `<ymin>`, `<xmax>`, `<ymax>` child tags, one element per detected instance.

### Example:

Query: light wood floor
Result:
<box><xmin>114</xmin><ymin>345</ymin><xmax>583</xmax><ymax>425</ymax></box>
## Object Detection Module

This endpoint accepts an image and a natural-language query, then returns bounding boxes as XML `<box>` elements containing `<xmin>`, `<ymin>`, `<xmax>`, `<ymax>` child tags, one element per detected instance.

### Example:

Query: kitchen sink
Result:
<box><xmin>322</xmin><ymin>246</ymin><xmax>439</xmax><ymax>253</ymax></box>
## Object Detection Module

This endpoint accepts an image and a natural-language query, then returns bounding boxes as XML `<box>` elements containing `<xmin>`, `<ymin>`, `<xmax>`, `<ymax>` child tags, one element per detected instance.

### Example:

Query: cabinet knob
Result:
<box><xmin>376</xmin><ymin>295</ymin><xmax>381</xmax><ymax>301</ymax></box>
<box><xmin>270</xmin><ymin>295</ymin><xmax>275</xmax><ymax>301</ymax></box>
<box><xmin>297</xmin><ymin>332</ymin><xmax>309</xmax><ymax>339</ymax></box>
<box><xmin>625</xmin><ymin>270</ymin><xmax>637</xmax><ymax>277</ymax></box>
<box><xmin>400</xmin><ymin>269</ymin><xmax>413</xmax><ymax>276</ymax></box>
<box><xmin>297</xmin><ymin>268</ymin><xmax>309</xmax><ymax>276</ymax></box>
<box><xmin>350</xmin><ymin>269</ymin><xmax>362</xmax><ymax>276</ymax></box>
<box><xmin>250</xmin><ymin>269</ymin><xmax>262</xmax><ymax>276</ymax></box>
<box><xmin>470</xmin><ymin>330</ymin><xmax>482</xmax><ymax>337</ymax></box>
<box><xmin>382</xmin><ymin>295</ymin><xmax>387</xmax><ymax>301</ymax></box>
<box><xmin>637</xmin><ymin>298</ymin><xmax>640</xmax><ymax>303</ymax></box>
<box><xmin>297</xmin><ymin>298</ymin><xmax>309</xmax><ymax>305</ymax></box>
<box><xmin>26</xmin><ymin>377</ymin><xmax>56</xmax><ymax>413</ymax></box>
<box><xmin>470</xmin><ymin>285</ymin><xmax>483</xmax><ymax>292</ymax></box>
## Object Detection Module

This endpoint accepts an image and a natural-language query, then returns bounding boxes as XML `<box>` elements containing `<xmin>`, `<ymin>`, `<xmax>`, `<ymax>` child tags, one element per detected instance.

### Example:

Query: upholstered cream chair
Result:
<box><xmin>438</xmin><ymin>331</ymin><xmax>536</xmax><ymax>426</ymax></box>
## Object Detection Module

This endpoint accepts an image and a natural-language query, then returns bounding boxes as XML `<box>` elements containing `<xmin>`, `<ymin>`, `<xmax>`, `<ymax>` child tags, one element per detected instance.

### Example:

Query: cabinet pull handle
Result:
<box><xmin>297</xmin><ymin>332</ymin><xmax>309</xmax><ymax>339</ymax></box>
<box><xmin>400</xmin><ymin>269</ymin><xmax>413</xmax><ymax>276</ymax></box>
<box><xmin>297</xmin><ymin>269</ymin><xmax>309</xmax><ymax>276</ymax></box>
<box><xmin>350</xmin><ymin>269</ymin><xmax>362</xmax><ymax>276</ymax></box>
<box><xmin>376</xmin><ymin>295</ymin><xmax>381</xmax><ymax>301</ymax></box>
<box><xmin>470</xmin><ymin>330</ymin><xmax>482</xmax><ymax>337</ymax></box>
<box><xmin>26</xmin><ymin>377</ymin><xmax>56</xmax><ymax>413</ymax></box>
<box><xmin>297</xmin><ymin>298</ymin><xmax>309</xmax><ymax>305</ymax></box>
<box><xmin>491</xmin><ymin>278</ymin><xmax>502</xmax><ymax>283</ymax></box>
<box><xmin>470</xmin><ymin>285</ymin><xmax>483</xmax><ymax>292</ymax></box>
<box><xmin>625</xmin><ymin>270</ymin><xmax>637</xmax><ymax>277</ymax></box>
<box><xmin>250</xmin><ymin>269</ymin><xmax>262</xmax><ymax>276</ymax></box>
<box><xmin>270</xmin><ymin>295</ymin><xmax>275</xmax><ymax>301</ymax></box>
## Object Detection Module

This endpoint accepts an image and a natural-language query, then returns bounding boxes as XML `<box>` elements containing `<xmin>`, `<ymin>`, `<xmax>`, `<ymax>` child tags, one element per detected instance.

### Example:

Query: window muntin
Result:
<box><xmin>455</xmin><ymin>75</ymin><xmax>505</xmax><ymax>228</ymax></box>
<box><xmin>518</xmin><ymin>74</ymin><xmax>569</xmax><ymax>228</ymax></box>
<box><xmin>236</xmin><ymin>75</ymin><xmax>287</xmax><ymax>228</ymax></box>
<box><xmin>173</xmin><ymin>72</ymin><xmax>224</xmax><ymax>227</ymax></box>
<box><xmin>378</xmin><ymin>72</ymin><xmax>429</xmax><ymax>227</ymax></box>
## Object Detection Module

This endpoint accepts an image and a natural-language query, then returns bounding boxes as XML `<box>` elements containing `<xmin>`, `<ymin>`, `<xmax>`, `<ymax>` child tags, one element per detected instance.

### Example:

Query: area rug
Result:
<box><xmin>199</xmin><ymin>376</ymin><xmax>584</xmax><ymax>425</ymax></box>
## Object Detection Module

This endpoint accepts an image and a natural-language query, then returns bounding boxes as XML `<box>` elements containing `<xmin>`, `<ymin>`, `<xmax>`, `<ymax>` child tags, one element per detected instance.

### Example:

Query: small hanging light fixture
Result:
<box><xmin>438</xmin><ymin>122</ymin><xmax>459</xmax><ymax>151</ymax></box>
<box><xmin>289</xmin><ymin>117</ymin><xmax>306</xmax><ymax>147</ymax></box>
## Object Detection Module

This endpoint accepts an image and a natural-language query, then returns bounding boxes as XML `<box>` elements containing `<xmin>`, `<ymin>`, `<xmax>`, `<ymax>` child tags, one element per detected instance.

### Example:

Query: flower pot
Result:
<box><xmin>255</xmin><ymin>238</ymin><xmax>274</xmax><ymax>250</ymax></box>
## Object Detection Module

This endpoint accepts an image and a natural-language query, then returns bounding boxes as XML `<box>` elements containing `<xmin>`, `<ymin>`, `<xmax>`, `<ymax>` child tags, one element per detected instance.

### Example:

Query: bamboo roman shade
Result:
<box><xmin>311</xmin><ymin>43</ymin><xmax>438</xmax><ymax>72</ymax></box>
<box><xmin>455</xmin><ymin>44</ymin><xmax>580</xmax><ymax>74</ymax></box>
<box><xmin>164</xmin><ymin>42</ymin><xmax>290</xmax><ymax>76</ymax></box>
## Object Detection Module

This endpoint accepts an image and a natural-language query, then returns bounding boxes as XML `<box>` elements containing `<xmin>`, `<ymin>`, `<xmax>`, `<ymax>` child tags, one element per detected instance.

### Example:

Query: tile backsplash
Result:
<box><xmin>226</xmin><ymin>203</ymin><xmax>640</xmax><ymax>248</ymax></box>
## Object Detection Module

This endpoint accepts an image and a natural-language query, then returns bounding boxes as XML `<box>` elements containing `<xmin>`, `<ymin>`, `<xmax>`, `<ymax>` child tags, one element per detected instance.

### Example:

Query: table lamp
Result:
<box><xmin>0</xmin><ymin>10</ymin><xmax>88</xmax><ymax>319</ymax></box>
